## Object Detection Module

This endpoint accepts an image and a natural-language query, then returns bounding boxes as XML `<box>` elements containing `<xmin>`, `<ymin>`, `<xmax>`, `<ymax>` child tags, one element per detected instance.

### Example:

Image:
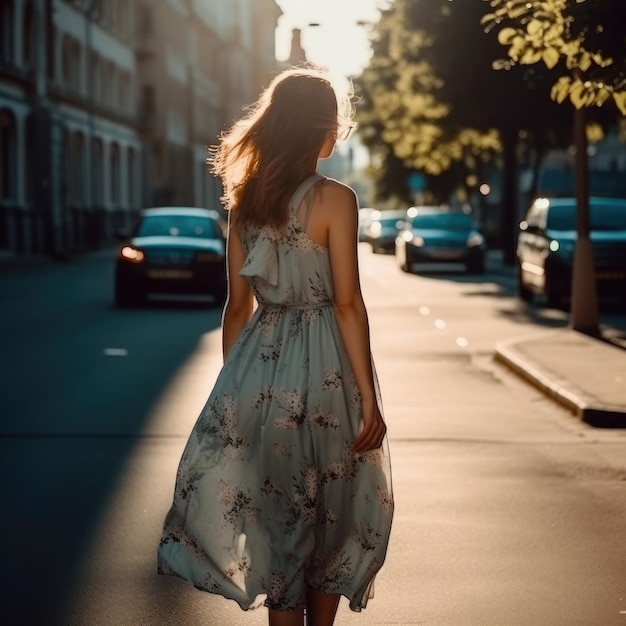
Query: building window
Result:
<box><xmin>127</xmin><ymin>147</ymin><xmax>135</xmax><ymax>207</ymax></box>
<box><xmin>118</xmin><ymin>71</ymin><xmax>128</xmax><ymax>112</ymax></box>
<box><xmin>22</xmin><ymin>0</ymin><xmax>35</xmax><ymax>69</ymax></box>
<box><xmin>47</xmin><ymin>22</ymin><xmax>57</xmax><ymax>80</ymax></box>
<box><xmin>137</xmin><ymin>3</ymin><xmax>153</xmax><ymax>36</ymax></box>
<box><xmin>103</xmin><ymin>61</ymin><xmax>114</xmax><ymax>107</ymax></box>
<box><xmin>110</xmin><ymin>143</ymin><xmax>120</xmax><ymax>204</ymax></box>
<box><xmin>118</xmin><ymin>0</ymin><xmax>130</xmax><ymax>37</ymax></box>
<box><xmin>141</xmin><ymin>84</ymin><xmax>155</xmax><ymax>117</ymax></box>
<box><xmin>24</xmin><ymin>114</ymin><xmax>34</xmax><ymax>204</ymax></box>
<box><xmin>0</xmin><ymin>0</ymin><xmax>15</xmax><ymax>65</ymax></box>
<box><xmin>91</xmin><ymin>52</ymin><xmax>101</xmax><ymax>103</ymax></box>
<box><xmin>0</xmin><ymin>109</ymin><xmax>16</xmax><ymax>200</ymax></box>
<box><xmin>92</xmin><ymin>0</ymin><xmax>103</xmax><ymax>21</ymax></box>
<box><xmin>62</xmin><ymin>36</ymin><xmax>82</xmax><ymax>92</ymax></box>
<box><xmin>67</xmin><ymin>132</ymin><xmax>86</xmax><ymax>206</ymax></box>
<box><xmin>92</xmin><ymin>138</ymin><xmax>104</xmax><ymax>205</ymax></box>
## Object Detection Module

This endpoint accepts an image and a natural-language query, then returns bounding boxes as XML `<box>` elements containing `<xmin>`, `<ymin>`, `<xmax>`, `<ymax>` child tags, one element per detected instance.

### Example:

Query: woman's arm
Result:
<box><xmin>222</xmin><ymin>216</ymin><xmax>254</xmax><ymax>359</ymax></box>
<box><xmin>325</xmin><ymin>182</ymin><xmax>387</xmax><ymax>452</ymax></box>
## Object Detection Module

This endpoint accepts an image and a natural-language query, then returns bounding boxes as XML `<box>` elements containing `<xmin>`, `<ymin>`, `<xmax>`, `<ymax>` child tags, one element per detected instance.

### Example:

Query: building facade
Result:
<box><xmin>0</xmin><ymin>0</ymin><xmax>281</xmax><ymax>259</ymax></box>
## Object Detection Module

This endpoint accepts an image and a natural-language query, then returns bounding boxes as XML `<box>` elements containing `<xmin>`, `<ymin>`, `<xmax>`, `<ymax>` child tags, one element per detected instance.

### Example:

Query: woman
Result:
<box><xmin>158</xmin><ymin>66</ymin><xmax>393</xmax><ymax>626</ymax></box>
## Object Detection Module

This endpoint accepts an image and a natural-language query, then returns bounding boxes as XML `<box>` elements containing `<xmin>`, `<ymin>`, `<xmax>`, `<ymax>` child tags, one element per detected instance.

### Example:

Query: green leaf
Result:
<box><xmin>497</xmin><ymin>27</ymin><xmax>518</xmax><ymax>45</ymax></box>
<box><xmin>527</xmin><ymin>19</ymin><xmax>543</xmax><ymax>36</ymax></box>
<box><xmin>542</xmin><ymin>47</ymin><xmax>560</xmax><ymax>69</ymax></box>
<box><xmin>551</xmin><ymin>77</ymin><xmax>571</xmax><ymax>104</ymax></box>
<box><xmin>613</xmin><ymin>92</ymin><xmax>626</xmax><ymax>116</ymax></box>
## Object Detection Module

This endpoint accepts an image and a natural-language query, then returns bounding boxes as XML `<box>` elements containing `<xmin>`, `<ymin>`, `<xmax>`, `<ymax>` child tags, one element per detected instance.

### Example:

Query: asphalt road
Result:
<box><xmin>1</xmin><ymin>247</ymin><xmax>625</xmax><ymax>626</ymax></box>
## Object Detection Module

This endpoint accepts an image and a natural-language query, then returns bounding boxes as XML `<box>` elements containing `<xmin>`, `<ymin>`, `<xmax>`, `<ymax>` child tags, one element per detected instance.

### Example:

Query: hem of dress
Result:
<box><xmin>158</xmin><ymin>567</ymin><xmax>377</xmax><ymax>613</ymax></box>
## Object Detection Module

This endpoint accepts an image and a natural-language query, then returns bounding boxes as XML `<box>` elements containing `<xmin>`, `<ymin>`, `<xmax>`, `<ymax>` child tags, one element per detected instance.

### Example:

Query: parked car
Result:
<box><xmin>114</xmin><ymin>207</ymin><xmax>227</xmax><ymax>307</ymax></box>
<box><xmin>395</xmin><ymin>207</ymin><xmax>486</xmax><ymax>273</ymax></box>
<box><xmin>516</xmin><ymin>196</ymin><xmax>626</xmax><ymax>308</ymax></box>
<box><xmin>362</xmin><ymin>210</ymin><xmax>407</xmax><ymax>253</ymax></box>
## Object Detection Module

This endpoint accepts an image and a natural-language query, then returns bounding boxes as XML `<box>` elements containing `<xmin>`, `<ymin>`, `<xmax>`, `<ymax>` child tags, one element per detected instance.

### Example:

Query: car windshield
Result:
<box><xmin>135</xmin><ymin>214</ymin><xmax>221</xmax><ymax>239</ymax></box>
<box><xmin>546</xmin><ymin>202</ymin><xmax>626</xmax><ymax>230</ymax></box>
<box><xmin>412</xmin><ymin>213</ymin><xmax>473</xmax><ymax>231</ymax></box>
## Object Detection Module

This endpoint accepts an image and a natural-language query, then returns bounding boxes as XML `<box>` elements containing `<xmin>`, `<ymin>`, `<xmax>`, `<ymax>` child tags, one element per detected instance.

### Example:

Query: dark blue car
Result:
<box><xmin>395</xmin><ymin>207</ymin><xmax>486</xmax><ymax>274</ymax></box>
<box><xmin>114</xmin><ymin>207</ymin><xmax>227</xmax><ymax>307</ymax></box>
<box><xmin>516</xmin><ymin>196</ymin><xmax>626</xmax><ymax>308</ymax></box>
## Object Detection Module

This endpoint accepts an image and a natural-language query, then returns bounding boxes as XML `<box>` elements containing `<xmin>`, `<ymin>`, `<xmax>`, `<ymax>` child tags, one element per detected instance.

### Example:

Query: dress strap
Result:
<box><xmin>289</xmin><ymin>174</ymin><xmax>324</xmax><ymax>214</ymax></box>
<box><xmin>300</xmin><ymin>192</ymin><xmax>315</xmax><ymax>233</ymax></box>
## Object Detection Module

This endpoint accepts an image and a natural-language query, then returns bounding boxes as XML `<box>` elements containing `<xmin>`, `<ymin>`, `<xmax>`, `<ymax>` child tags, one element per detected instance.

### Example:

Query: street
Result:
<box><xmin>1</xmin><ymin>247</ymin><xmax>625</xmax><ymax>626</ymax></box>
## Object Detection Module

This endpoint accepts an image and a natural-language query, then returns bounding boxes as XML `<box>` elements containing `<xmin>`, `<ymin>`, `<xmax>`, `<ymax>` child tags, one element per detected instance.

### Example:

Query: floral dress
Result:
<box><xmin>158</xmin><ymin>174</ymin><xmax>393</xmax><ymax>612</ymax></box>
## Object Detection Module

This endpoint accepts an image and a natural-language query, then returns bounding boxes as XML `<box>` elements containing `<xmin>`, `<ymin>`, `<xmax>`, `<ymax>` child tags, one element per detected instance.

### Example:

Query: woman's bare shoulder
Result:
<box><xmin>318</xmin><ymin>177</ymin><xmax>358</xmax><ymax>213</ymax></box>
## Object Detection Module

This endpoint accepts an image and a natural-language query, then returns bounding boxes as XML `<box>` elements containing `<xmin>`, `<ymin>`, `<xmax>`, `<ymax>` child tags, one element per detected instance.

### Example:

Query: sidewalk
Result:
<box><xmin>495</xmin><ymin>328</ymin><xmax>626</xmax><ymax>427</ymax></box>
<box><xmin>486</xmin><ymin>249</ymin><xmax>626</xmax><ymax>427</ymax></box>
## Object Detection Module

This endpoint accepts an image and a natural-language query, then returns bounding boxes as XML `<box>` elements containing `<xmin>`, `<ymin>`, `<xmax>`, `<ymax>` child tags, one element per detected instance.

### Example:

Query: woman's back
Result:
<box><xmin>240</xmin><ymin>174</ymin><xmax>342</xmax><ymax>307</ymax></box>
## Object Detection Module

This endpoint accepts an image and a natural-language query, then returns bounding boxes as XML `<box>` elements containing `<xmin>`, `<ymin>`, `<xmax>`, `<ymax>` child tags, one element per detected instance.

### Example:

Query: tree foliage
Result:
<box><xmin>355</xmin><ymin>0</ymin><xmax>500</xmax><ymax>199</ymax></box>
<box><xmin>354</xmin><ymin>0</ymin><xmax>572</xmax><ymax>205</ymax></box>
<box><xmin>483</xmin><ymin>0</ymin><xmax>626</xmax><ymax>114</ymax></box>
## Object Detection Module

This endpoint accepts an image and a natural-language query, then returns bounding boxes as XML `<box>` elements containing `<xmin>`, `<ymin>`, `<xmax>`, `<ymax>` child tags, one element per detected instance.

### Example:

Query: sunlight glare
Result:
<box><xmin>275</xmin><ymin>0</ymin><xmax>386</xmax><ymax>86</ymax></box>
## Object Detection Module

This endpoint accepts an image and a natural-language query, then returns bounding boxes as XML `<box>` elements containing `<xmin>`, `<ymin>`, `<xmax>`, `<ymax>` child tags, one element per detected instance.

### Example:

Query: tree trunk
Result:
<box><xmin>570</xmin><ymin>104</ymin><xmax>599</xmax><ymax>334</ymax></box>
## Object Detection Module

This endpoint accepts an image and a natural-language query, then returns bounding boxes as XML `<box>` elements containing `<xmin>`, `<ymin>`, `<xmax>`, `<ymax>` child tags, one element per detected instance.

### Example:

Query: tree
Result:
<box><xmin>355</xmin><ymin>0</ymin><xmax>574</xmax><ymax>262</ymax></box>
<box><xmin>482</xmin><ymin>0</ymin><xmax>626</xmax><ymax>333</ymax></box>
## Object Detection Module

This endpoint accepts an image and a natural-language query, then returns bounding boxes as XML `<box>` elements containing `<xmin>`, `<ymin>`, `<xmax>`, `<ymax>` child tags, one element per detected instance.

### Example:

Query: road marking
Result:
<box><xmin>103</xmin><ymin>348</ymin><xmax>129</xmax><ymax>356</ymax></box>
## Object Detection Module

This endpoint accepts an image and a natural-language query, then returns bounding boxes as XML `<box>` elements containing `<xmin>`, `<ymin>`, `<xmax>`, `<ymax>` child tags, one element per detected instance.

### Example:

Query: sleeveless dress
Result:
<box><xmin>158</xmin><ymin>174</ymin><xmax>393</xmax><ymax>612</ymax></box>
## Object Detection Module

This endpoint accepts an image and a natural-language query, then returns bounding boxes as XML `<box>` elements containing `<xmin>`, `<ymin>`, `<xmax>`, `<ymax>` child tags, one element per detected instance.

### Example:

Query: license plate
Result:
<box><xmin>427</xmin><ymin>249</ymin><xmax>464</xmax><ymax>260</ymax></box>
<box><xmin>148</xmin><ymin>269</ymin><xmax>193</xmax><ymax>279</ymax></box>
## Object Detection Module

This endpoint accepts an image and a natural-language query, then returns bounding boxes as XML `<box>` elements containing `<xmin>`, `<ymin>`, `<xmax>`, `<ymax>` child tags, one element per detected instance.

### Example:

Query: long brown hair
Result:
<box><xmin>209</xmin><ymin>66</ymin><xmax>355</xmax><ymax>232</ymax></box>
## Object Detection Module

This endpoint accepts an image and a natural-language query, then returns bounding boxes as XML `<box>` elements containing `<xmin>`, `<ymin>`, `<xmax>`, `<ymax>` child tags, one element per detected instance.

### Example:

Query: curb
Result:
<box><xmin>494</xmin><ymin>335</ymin><xmax>626</xmax><ymax>428</ymax></box>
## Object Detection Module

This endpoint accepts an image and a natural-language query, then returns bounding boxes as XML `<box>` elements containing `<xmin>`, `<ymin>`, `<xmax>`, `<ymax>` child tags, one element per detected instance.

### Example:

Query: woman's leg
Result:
<box><xmin>268</xmin><ymin>608</ymin><xmax>305</xmax><ymax>626</ymax></box>
<box><xmin>305</xmin><ymin>587</ymin><xmax>340</xmax><ymax>626</ymax></box>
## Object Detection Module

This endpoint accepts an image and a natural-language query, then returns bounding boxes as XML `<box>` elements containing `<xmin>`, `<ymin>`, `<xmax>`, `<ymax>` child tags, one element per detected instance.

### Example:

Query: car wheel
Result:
<box><xmin>544</xmin><ymin>271</ymin><xmax>566</xmax><ymax>310</ymax></box>
<box><xmin>516</xmin><ymin>264</ymin><xmax>534</xmax><ymax>302</ymax></box>
<box><xmin>400</xmin><ymin>251</ymin><xmax>412</xmax><ymax>273</ymax></box>
<box><xmin>466</xmin><ymin>257</ymin><xmax>485</xmax><ymax>274</ymax></box>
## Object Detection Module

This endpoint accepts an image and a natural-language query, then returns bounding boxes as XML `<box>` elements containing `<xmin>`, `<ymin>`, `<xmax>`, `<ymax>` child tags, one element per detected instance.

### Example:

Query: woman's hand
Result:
<box><xmin>353</xmin><ymin>398</ymin><xmax>387</xmax><ymax>453</ymax></box>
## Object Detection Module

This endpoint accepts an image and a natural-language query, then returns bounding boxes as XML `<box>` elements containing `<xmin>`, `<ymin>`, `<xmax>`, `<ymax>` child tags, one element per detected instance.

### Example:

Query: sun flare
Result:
<box><xmin>275</xmin><ymin>0</ymin><xmax>387</xmax><ymax>86</ymax></box>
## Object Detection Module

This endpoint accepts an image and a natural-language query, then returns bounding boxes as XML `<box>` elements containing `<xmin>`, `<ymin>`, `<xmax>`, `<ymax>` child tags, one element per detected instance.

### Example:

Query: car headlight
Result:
<box><xmin>466</xmin><ymin>233</ymin><xmax>484</xmax><ymax>248</ymax></box>
<box><xmin>549</xmin><ymin>240</ymin><xmax>574</xmax><ymax>260</ymax></box>
<box><xmin>119</xmin><ymin>246</ymin><xmax>145</xmax><ymax>263</ymax></box>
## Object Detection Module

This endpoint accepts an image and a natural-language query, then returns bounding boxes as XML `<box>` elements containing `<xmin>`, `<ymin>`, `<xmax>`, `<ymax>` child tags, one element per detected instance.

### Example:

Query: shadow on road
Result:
<box><xmin>0</xmin><ymin>257</ymin><xmax>224</xmax><ymax>624</ymax></box>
